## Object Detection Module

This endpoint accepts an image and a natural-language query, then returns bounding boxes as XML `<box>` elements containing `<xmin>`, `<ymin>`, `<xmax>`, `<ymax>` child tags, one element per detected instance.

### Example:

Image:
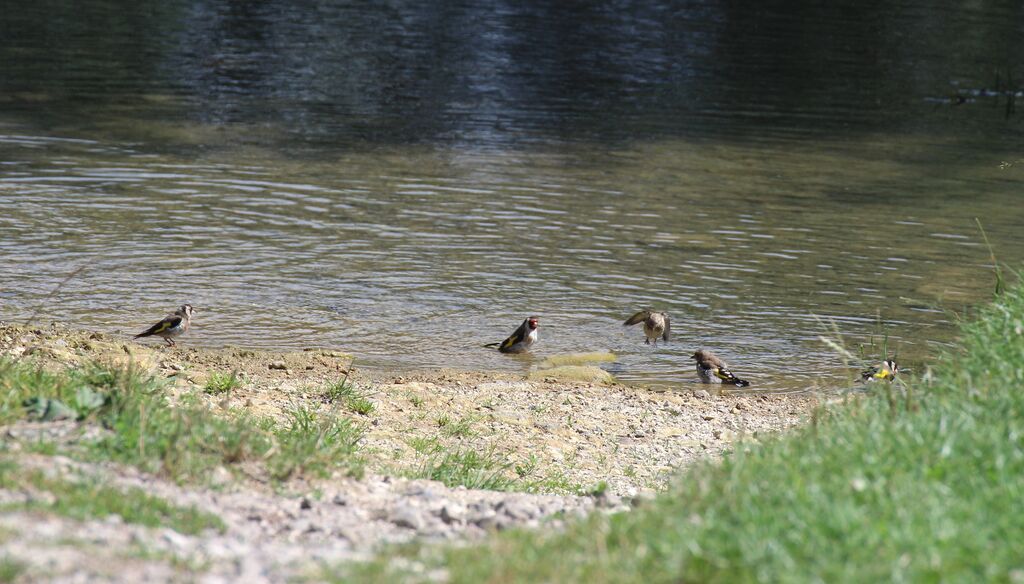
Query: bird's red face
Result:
<box><xmin>528</xmin><ymin>318</ymin><xmax>539</xmax><ymax>330</ymax></box>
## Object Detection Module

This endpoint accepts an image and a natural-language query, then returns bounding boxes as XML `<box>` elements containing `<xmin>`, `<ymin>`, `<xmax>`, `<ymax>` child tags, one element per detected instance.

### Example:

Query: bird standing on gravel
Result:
<box><xmin>691</xmin><ymin>349</ymin><xmax>750</xmax><ymax>387</ymax></box>
<box><xmin>623</xmin><ymin>310</ymin><xmax>671</xmax><ymax>345</ymax></box>
<box><xmin>485</xmin><ymin>316</ymin><xmax>539</xmax><ymax>354</ymax></box>
<box><xmin>858</xmin><ymin>359</ymin><xmax>899</xmax><ymax>382</ymax></box>
<box><xmin>134</xmin><ymin>304</ymin><xmax>194</xmax><ymax>347</ymax></box>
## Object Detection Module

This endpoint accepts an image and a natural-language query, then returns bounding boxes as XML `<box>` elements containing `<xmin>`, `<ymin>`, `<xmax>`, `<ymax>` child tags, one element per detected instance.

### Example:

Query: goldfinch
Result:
<box><xmin>485</xmin><ymin>316</ymin><xmax>539</xmax><ymax>354</ymax></box>
<box><xmin>691</xmin><ymin>349</ymin><xmax>750</xmax><ymax>387</ymax></box>
<box><xmin>623</xmin><ymin>310</ymin><xmax>670</xmax><ymax>345</ymax></box>
<box><xmin>134</xmin><ymin>304</ymin><xmax>194</xmax><ymax>346</ymax></box>
<box><xmin>858</xmin><ymin>359</ymin><xmax>899</xmax><ymax>383</ymax></box>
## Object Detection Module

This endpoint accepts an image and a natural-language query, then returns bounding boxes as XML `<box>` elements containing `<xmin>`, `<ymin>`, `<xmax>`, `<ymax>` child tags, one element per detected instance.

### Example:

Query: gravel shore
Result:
<box><xmin>0</xmin><ymin>323</ymin><xmax>816</xmax><ymax>581</ymax></box>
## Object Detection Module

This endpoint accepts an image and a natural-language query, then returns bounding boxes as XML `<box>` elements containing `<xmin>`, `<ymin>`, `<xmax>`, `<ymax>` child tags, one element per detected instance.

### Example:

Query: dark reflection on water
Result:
<box><xmin>4</xmin><ymin>0</ymin><xmax>1022</xmax><ymax>147</ymax></box>
<box><xmin>1</xmin><ymin>1</ymin><xmax>1023</xmax><ymax>390</ymax></box>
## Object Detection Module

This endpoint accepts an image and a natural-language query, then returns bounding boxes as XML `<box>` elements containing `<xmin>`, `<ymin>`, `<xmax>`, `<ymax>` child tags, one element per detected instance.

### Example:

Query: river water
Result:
<box><xmin>2</xmin><ymin>1</ymin><xmax>1023</xmax><ymax>391</ymax></box>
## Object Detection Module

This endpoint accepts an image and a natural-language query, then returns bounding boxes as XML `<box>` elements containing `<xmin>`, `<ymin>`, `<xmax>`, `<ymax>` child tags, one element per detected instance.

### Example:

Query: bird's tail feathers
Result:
<box><xmin>716</xmin><ymin>368</ymin><xmax>751</xmax><ymax>387</ymax></box>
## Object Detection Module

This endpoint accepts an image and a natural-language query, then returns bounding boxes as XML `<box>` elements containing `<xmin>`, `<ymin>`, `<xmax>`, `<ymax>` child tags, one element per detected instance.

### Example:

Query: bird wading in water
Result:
<box><xmin>485</xmin><ymin>316</ymin><xmax>539</xmax><ymax>354</ymax></box>
<box><xmin>623</xmin><ymin>310</ymin><xmax>671</xmax><ymax>345</ymax></box>
<box><xmin>858</xmin><ymin>359</ymin><xmax>899</xmax><ymax>383</ymax></box>
<box><xmin>134</xmin><ymin>304</ymin><xmax>194</xmax><ymax>347</ymax></box>
<box><xmin>691</xmin><ymin>349</ymin><xmax>750</xmax><ymax>387</ymax></box>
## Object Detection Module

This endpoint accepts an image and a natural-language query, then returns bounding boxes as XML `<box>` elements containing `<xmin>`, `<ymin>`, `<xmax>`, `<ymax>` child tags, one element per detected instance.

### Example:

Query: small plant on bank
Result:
<box><xmin>407</xmin><ymin>436</ymin><xmax>443</xmax><ymax>455</ymax></box>
<box><xmin>268</xmin><ymin>404</ymin><xmax>365</xmax><ymax>481</ymax></box>
<box><xmin>435</xmin><ymin>413</ymin><xmax>452</xmax><ymax>428</ymax></box>
<box><xmin>522</xmin><ymin>469</ymin><xmax>585</xmax><ymax>495</ymax></box>
<box><xmin>514</xmin><ymin>454</ymin><xmax>539</xmax><ymax>479</ymax></box>
<box><xmin>204</xmin><ymin>371</ymin><xmax>242</xmax><ymax>395</ymax></box>
<box><xmin>439</xmin><ymin>414</ymin><xmax>478</xmax><ymax>438</ymax></box>
<box><xmin>410</xmin><ymin>446</ymin><xmax>517</xmax><ymax>491</ymax></box>
<box><xmin>322</xmin><ymin>376</ymin><xmax>376</xmax><ymax>416</ymax></box>
<box><xmin>0</xmin><ymin>556</ymin><xmax>26</xmax><ymax>584</ymax></box>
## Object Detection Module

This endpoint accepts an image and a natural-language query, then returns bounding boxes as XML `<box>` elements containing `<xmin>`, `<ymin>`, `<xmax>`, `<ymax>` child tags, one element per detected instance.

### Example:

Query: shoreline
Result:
<box><xmin>0</xmin><ymin>321</ymin><xmax>817</xmax><ymax>581</ymax></box>
<box><xmin>1</xmin><ymin>321</ymin><xmax>816</xmax><ymax>496</ymax></box>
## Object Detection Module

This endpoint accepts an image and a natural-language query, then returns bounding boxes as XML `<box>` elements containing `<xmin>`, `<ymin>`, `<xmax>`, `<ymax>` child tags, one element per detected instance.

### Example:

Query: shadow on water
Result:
<box><xmin>1</xmin><ymin>0</ymin><xmax>1023</xmax><ymax>390</ymax></box>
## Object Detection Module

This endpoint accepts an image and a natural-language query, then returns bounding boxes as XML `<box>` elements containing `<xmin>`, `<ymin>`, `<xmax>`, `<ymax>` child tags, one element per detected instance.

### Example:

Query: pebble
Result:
<box><xmin>496</xmin><ymin>500</ymin><xmax>538</xmax><ymax>521</ymax></box>
<box><xmin>475</xmin><ymin>514</ymin><xmax>510</xmax><ymax>531</ymax></box>
<box><xmin>210</xmin><ymin>466</ymin><xmax>233</xmax><ymax>487</ymax></box>
<box><xmin>594</xmin><ymin>491</ymin><xmax>622</xmax><ymax>509</ymax></box>
<box><xmin>439</xmin><ymin>504</ymin><xmax>465</xmax><ymax>525</ymax></box>
<box><xmin>161</xmin><ymin>529</ymin><xmax>191</xmax><ymax>552</ymax></box>
<box><xmin>269</xmin><ymin>361</ymin><xmax>288</xmax><ymax>370</ymax></box>
<box><xmin>390</xmin><ymin>505</ymin><xmax>427</xmax><ymax>531</ymax></box>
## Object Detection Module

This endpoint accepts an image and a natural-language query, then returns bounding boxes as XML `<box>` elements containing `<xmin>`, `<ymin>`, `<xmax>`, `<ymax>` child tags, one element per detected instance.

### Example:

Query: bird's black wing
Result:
<box><xmin>498</xmin><ymin>320</ymin><xmax>528</xmax><ymax>352</ymax></box>
<box><xmin>135</xmin><ymin>315</ymin><xmax>182</xmax><ymax>338</ymax></box>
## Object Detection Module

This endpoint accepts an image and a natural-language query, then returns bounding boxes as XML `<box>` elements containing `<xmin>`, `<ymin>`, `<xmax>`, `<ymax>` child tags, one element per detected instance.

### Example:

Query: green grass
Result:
<box><xmin>350</xmin><ymin>276</ymin><xmax>1024</xmax><ymax>583</ymax></box>
<box><xmin>321</xmin><ymin>377</ymin><xmax>376</xmax><ymax>416</ymax></box>
<box><xmin>407</xmin><ymin>447</ymin><xmax>518</xmax><ymax>491</ymax></box>
<box><xmin>0</xmin><ymin>361</ymin><xmax>103</xmax><ymax>424</ymax></box>
<box><xmin>0</xmin><ymin>557</ymin><xmax>25</xmax><ymax>584</ymax></box>
<box><xmin>0</xmin><ymin>460</ymin><xmax>224</xmax><ymax>535</ymax></box>
<box><xmin>407</xmin><ymin>436</ymin><xmax>443</xmax><ymax>455</ymax></box>
<box><xmin>439</xmin><ymin>414</ymin><xmax>478</xmax><ymax>438</ymax></box>
<box><xmin>401</xmin><ymin>437</ymin><xmax>584</xmax><ymax>494</ymax></box>
<box><xmin>203</xmin><ymin>371</ymin><xmax>242</xmax><ymax>394</ymax></box>
<box><xmin>267</xmin><ymin>404</ymin><xmax>365</xmax><ymax>481</ymax></box>
<box><xmin>0</xmin><ymin>360</ymin><xmax>365</xmax><ymax>485</ymax></box>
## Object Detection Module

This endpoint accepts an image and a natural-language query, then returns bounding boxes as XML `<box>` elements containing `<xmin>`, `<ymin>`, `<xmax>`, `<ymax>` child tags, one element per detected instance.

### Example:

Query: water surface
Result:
<box><xmin>2</xmin><ymin>1</ymin><xmax>1023</xmax><ymax>391</ymax></box>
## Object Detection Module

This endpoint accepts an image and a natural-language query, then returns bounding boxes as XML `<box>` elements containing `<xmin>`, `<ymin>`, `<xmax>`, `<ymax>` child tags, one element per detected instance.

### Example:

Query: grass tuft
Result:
<box><xmin>408</xmin><ymin>447</ymin><xmax>517</xmax><ymax>491</ymax></box>
<box><xmin>0</xmin><ymin>360</ymin><xmax>365</xmax><ymax>485</ymax></box>
<box><xmin>321</xmin><ymin>376</ymin><xmax>376</xmax><ymax>416</ymax></box>
<box><xmin>439</xmin><ymin>414</ymin><xmax>478</xmax><ymax>438</ymax></box>
<box><xmin>268</xmin><ymin>404</ymin><xmax>365</xmax><ymax>481</ymax></box>
<box><xmin>204</xmin><ymin>371</ymin><xmax>242</xmax><ymax>394</ymax></box>
<box><xmin>0</xmin><ymin>556</ymin><xmax>25</xmax><ymax>584</ymax></box>
<box><xmin>0</xmin><ymin>460</ymin><xmax>224</xmax><ymax>534</ymax></box>
<box><xmin>976</xmin><ymin>217</ymin><xmax>1005</xmax><ymax>297</ymax></box>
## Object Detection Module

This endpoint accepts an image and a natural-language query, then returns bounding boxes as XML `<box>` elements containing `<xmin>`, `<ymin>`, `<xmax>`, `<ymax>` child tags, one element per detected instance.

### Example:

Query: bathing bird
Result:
<box><xmin>858</xmin><ymin>359</ymin><xmax>899</xmax><ymax>383</ymax></box>
<box><xmin>623</xmin><ymin>310</ymin><xmax>670</xmax><ymax>345</ymax></box>
<box><xmin>134</xmin><ymin>304</ymin><xmax>194</xmax><ymax>346</ymax></box>
<box><xmin>691</xmin><ymin>349</ymin><xmax>750</xmax><ymax>387</ymax></box>
<box><xmin>485</xmin><ymin>316</ymin><xmax>539</xmax><ymax>354</ymax></box>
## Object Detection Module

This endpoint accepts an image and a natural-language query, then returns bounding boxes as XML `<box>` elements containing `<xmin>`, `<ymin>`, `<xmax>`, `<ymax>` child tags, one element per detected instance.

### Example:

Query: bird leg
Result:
<box><xmin>644</xmin><ymin>338</ymin><xmax>650</xmax><ymax>345</ymax></box>
<box><xmin>164</xmin><ymin>338</ymin><xmax>175</xmax><ymax>347</ymax></box>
